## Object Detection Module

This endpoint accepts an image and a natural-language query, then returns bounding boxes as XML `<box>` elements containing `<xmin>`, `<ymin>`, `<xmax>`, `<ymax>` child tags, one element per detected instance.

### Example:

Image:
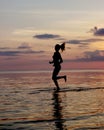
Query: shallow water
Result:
<box><xmin>0</xmin><ymin>70</ymin><xmax>104</xmax><ymax>130</ymax></box>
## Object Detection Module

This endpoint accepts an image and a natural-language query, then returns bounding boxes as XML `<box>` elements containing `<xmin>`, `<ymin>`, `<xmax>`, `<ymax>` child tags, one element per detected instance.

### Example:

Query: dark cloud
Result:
<box><xmin>0</xmin><ymin>51</ymin><xmax>20</xmax><ymax>56</ymax></box>
<box><xmin>0</xmin><ymin>50</ymin><xmax>45</xmax><ymax>56</ymax></box>
<box><xmin>0</xmin><ymin>43</ymin><xmax>45</xmax><ymax>56</ymax></box>
<box><xmin>90</xmin><ymin>27</ymin><xmax>104</xmax><ymax>36</ymax></box>
<box><xmin>33</xmin><ymin>33</ymin><xmax>61</xmax><ymax>39</ymax></box>
<box><xmin>67</xmin><ymin>38</ymin><xmax>104</xmax><ymax>45</ymax></box>
<box><xmin>73</xmin><ymin>50</ymin><xmax>104</xmax><ymax>62</ymax></box>
<box><xmin>95</xmin><ymin>28</ymin><xmax>104</xmax><ymax>36</ymax></box>
<box><xmin>64</xmin><ymin>50</ymin><xmax>104</xmax><ymax>62</ymax></box>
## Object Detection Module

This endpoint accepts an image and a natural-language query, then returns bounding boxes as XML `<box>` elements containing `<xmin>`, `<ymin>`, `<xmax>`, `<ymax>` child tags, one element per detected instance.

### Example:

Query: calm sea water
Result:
<box><xmin>0</xmin><ymin>70</ymin><xmax>104</xmax><ymax>130</ymax></box>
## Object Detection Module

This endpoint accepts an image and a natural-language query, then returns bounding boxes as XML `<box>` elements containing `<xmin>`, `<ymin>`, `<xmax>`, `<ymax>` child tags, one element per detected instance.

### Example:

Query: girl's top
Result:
<box><xmin>52</xmin><ymin>51</ymin><xmax>63</xmax><ymax>67</ymax></box>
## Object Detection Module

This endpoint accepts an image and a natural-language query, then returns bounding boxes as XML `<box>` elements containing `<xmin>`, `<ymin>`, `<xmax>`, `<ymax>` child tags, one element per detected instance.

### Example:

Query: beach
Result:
<box><xmin>0</xmin><ymin>70</ymin><xmax>104</xmax><ymax>130</ymax></box>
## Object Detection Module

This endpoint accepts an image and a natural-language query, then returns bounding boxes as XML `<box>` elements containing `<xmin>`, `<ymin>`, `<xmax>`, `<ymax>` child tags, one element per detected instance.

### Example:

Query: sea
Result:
<box><xmin>0</xmin><ymin>70</ymin><xmax>104</xmax><ymax>130</ymax></box>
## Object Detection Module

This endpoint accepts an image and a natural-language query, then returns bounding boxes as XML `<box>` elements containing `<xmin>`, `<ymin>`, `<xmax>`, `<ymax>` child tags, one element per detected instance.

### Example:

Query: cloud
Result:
<box><xmin>67</xmin><ymin>38</ymin><xmax>104</xmax><ymax>45</ymax></box>
<box><xmin>33</xmin><ymin>33</ymin><xmax>61</xmax><ymax>39</ymax></box>
<box><xmin>24</xmin><ymin>50</ymin><xmax>45</xmax><ymax>54</ymax></box>
<box><xmin>0</xmin><ymin>51</ymin><xmax>20</xmax><ymax>56</ymax></box>
<box><xmin>0</xmin><ymin>42</ymin><xmax>45</xmax><ymax>56</ymax></box>
<box><xmin>90</xmin><ymin>27</ymin><xmax>104</xmax><ymax>36</ymax></box>
<box><xmin>95</xmin><ymin>28</ymin><xmax>104</xmax><ymax>36</ymax></box>
<box><xmin>0</xmin><ymin>49</ymin><xmax>45</xmax><ymax>56</ymax></box>
<box><xmin>65</xmin><ymin>50</ymin><xmax>104</xmax><ymax>62</ymax></box>
<box><xmin>18</xmin><ymin>43</ymin><xmax>32</xmax><ymax>50</ymax></box>
<box><xmin>73</xmin><ymin>50</ymin><xmax>104</xmax><ymax>62</ymax></box>
<box><xmin>0</xmin><ymin>47</ymin><xmax>10</xmax><ymax>50</ymax></box>
<box><xmin>67</xmin><ymin>40</ymin><xmax>81</xmax><ymax>44</ymax></box>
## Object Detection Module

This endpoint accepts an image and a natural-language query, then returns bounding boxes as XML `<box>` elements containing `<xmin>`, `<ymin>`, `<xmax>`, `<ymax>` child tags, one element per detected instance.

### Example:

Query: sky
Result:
<box><xmin>0</xmin><ymin>0</ymin><xmax>104</xmax><ymax>70</ymax></box>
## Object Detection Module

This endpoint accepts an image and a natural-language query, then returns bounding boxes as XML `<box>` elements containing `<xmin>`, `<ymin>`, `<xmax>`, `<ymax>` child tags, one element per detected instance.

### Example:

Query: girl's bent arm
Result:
<box><xmin>59</xmin><ymin>54</ymin><xmax>63</xmax><ymax>63</ymax></box>
<box><xmin>49</xmin><ymin>61</ymin><xmax>54</xmax><ymax>64</ymax></box>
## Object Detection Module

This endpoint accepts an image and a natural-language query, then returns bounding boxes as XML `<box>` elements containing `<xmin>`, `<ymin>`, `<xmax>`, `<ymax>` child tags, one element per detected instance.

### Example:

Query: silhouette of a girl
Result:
<box><xmin>49</xmin><ymin>42</ymin><xmax>67</xmax><ymax>90</ymax></box>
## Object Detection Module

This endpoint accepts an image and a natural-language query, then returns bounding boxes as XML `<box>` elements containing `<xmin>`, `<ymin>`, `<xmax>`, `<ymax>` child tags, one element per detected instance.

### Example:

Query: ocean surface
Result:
<box><xmin>0</xmin><ymin>70</ymin><xmax>104</xmax><ymax>130</ymax></box>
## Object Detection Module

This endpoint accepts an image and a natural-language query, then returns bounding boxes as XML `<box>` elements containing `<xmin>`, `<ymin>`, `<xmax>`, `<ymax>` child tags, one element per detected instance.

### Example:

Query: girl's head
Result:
<box><xmin>55</xmin><ymin>42</ymin><xmax>65</xmax><ymax>52</ymax></box>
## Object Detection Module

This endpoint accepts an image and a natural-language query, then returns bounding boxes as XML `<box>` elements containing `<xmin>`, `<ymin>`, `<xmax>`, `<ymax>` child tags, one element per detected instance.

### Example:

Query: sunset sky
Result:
<box><xmin>0</xmin><ymin>0</ymin><xmax>104</xmax><ymax>70</ymax></box>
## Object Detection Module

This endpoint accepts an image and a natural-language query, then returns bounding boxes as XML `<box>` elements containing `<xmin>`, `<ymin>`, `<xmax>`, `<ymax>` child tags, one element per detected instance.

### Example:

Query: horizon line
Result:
<box><xmin>0</xmin><ymin>69</ymin><xmax>104</xmax><ymax>74</ymax></box>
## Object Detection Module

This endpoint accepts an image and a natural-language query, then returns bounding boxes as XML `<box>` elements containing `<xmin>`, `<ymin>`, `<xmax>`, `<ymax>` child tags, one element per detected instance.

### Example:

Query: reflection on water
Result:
<box><xmin>0</xmin><ymin>70</ymin><xmax>104</xmax><ymax>129</ymax></box>
<box><xmin>53</xmin><ymin>90</ymin><xmax>66</xmax><ymax>130</ymax></box>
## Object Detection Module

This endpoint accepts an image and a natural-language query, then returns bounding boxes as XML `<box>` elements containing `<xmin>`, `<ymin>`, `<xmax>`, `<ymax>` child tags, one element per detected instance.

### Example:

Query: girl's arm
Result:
<box><xmin>59</xmin><ymin>53</ymin><xmax>63</xmax><ymax>64</ymax></box>
<box><xmin>49</xmin><ymin>60</ymin><xmax>54</xmax><ymax>64</ymax></box>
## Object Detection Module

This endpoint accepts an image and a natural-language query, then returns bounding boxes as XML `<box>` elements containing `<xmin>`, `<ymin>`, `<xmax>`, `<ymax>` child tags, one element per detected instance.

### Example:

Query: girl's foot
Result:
<box><xmin>54</xmin><ymin>87</ymin><xmax>60</xmax><ymax>91</ymax></box>
<box><xmin>56</xmin><ymin>87</ymin><xmax>60</xmax><ymax>91</ymax></box>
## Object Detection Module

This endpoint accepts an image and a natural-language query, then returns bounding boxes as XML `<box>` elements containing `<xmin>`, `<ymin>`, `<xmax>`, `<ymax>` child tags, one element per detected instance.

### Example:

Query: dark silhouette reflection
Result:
<box><xmin>53</xmin><ymin>90</ymin><xmax>67</xmax><ymax>130</ymax></box>
<box><xmin>49</xmin><ymin>43</ymin><xmax>67</xmax><ymax>90</ymax></box>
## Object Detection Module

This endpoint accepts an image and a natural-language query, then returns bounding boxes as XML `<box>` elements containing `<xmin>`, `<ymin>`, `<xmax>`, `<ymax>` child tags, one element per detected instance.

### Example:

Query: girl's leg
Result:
<box><xmin>53</xmin><ymin>80</ymin><xmax>60</xmax><ymax>90</ymax></box>
<box><xmin>56</xmin><ymin>75</ymin><xmax>67</xmax><ymax>82</ymax></box>
<box><xmin>52</xmin><ymin>66</ymin><xmax>67</xmax><ymax>89</ymax></box>
<box><xmin>54</xmin><ymin>66</ymin><xmax>67</xmax><ymax>82</ymax></box>
<box><xmin>52</xmin><ymin>67</ymin><xmax>60</xmax><ymax>89</ymax></box>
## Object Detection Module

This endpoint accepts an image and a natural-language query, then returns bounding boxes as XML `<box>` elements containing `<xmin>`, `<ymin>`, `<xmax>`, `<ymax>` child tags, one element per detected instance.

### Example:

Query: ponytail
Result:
<box><xmin>60</xmin><ymin>42</ymin><xmax>65</xmax><ymax>52</ymax></box>
<box><xmin>55</xmin><ymin>42</ymin><xmax>65</xmax><ymax>52</ymax></box>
